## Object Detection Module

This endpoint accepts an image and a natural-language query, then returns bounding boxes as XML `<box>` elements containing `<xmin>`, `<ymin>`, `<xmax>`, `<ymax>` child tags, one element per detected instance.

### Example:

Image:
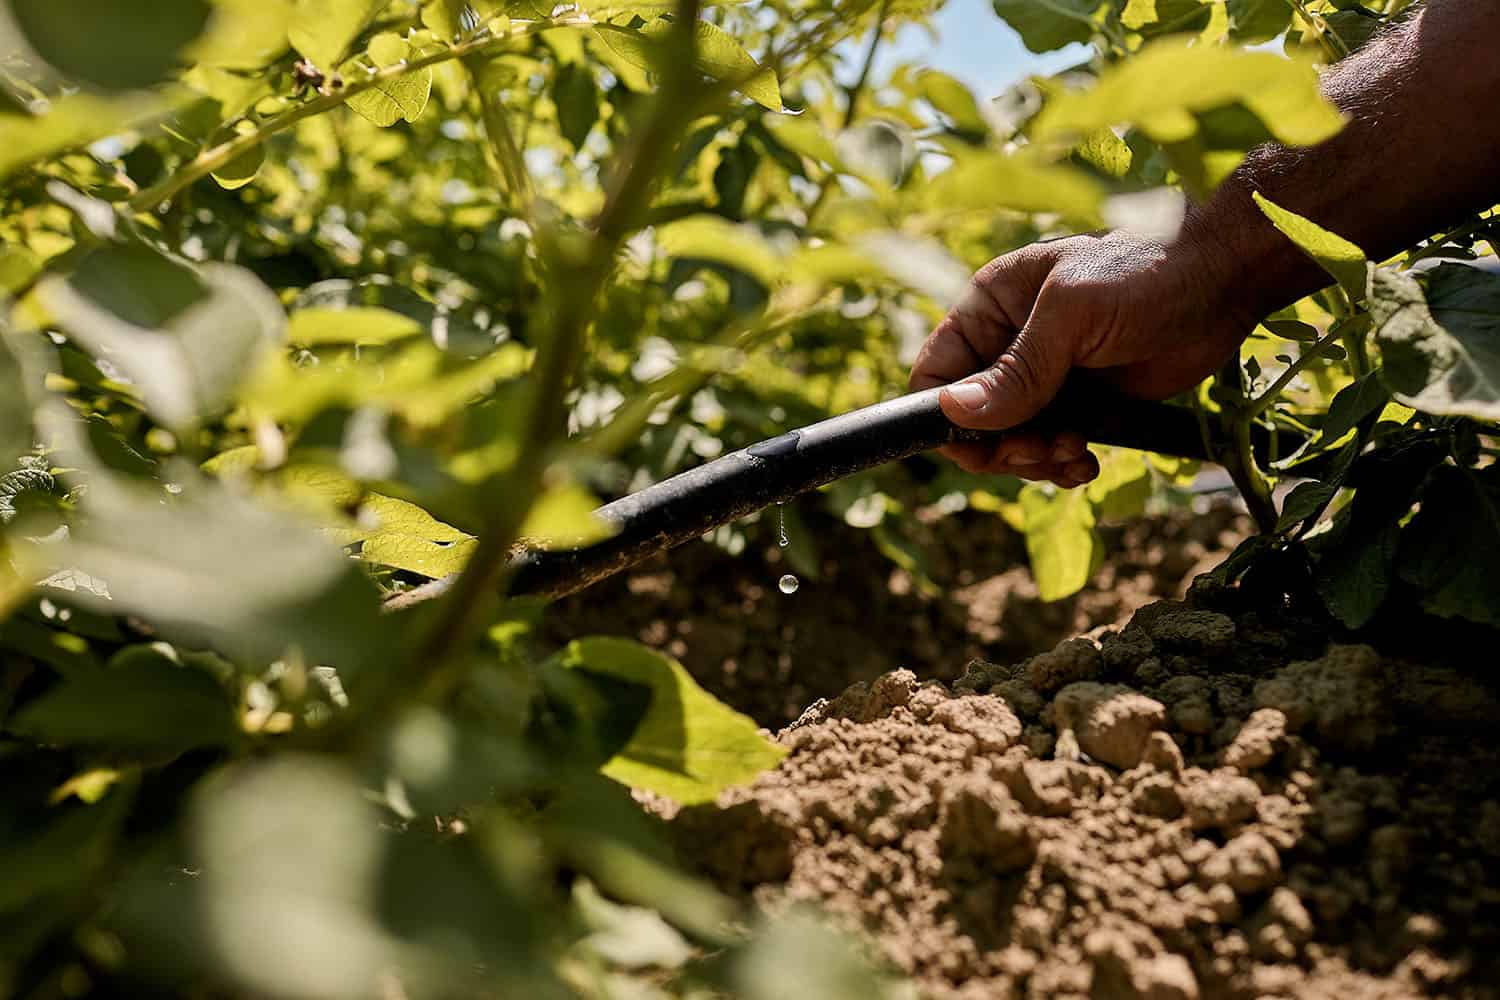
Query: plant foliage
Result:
<box><xmin>0</xmin><ymin>0</ymin><xmax>1493</xmax><ymax>995</ymax></box>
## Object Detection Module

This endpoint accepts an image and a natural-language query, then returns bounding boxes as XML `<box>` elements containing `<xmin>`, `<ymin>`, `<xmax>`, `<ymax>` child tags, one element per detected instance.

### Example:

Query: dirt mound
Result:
<box><xmin>549</xmin><ymin>504</ymin><xmax>1247</xmax><ymax>727</ymax></box>
<box><xmin>661</xmin><ymin>594</ymin><xmax>1500</xmax><ymax>999</ymax></box>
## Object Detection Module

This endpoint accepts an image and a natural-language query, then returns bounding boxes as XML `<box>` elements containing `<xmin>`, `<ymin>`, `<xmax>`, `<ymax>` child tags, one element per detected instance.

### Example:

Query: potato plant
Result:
<box><xmin>0</xmin><ymin>0</ymin><xmax>1494</xmax><ymax>995</ymax></box>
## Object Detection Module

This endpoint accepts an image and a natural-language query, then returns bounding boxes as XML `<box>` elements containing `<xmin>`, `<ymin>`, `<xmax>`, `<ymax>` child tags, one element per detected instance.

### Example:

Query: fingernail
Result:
<box><xmin>945</xmin><ymin>380</ymin><xmax>988</xmax><ymax>413</ymax></box>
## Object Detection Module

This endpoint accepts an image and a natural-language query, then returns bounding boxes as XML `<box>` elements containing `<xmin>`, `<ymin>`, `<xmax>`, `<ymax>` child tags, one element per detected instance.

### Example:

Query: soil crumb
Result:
<box><xmin>660</xmin><ymin>593</ymin><xmax>1500</xmax><ymax>999</ymax></box>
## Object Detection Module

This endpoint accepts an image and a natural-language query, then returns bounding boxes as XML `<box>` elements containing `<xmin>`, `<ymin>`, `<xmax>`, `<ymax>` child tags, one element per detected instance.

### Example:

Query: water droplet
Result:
<box><xmin>777</xmin><ymin>502</ymin><xmax>788</xmax><ymax>548</ymax></box>
<box><xmin>778</xmin><ymin>574</ymin><xmax>800</xmax><ymax>595</ymax></box>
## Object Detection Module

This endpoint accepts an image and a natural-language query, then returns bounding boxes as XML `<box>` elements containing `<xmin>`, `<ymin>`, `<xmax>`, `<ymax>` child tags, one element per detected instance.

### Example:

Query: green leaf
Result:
<box><xmin>335</xmin><ymin>492</ymin><xmax>478</xmax><ymax>578</ymax></box>
<box><xmin>41</xmin><ymin>246</ymin><xmax>286</xmax><ymax>430</ymax></box>
<box><xmin>1316</xmin><ymin>518</ymin><xmax>1401</xmax><ymax>629</ymax></box>
<box><xmin>346</xmin><ymin>33</ymin><xmax>432</xmax><ymax>126</ymax></box>
<box><xmin>551</xmin><ymin>637</ymin><xmax>785</xmax><ymax>804</ymax></box>
<box><xmin>1312</xmin><ymin>370</ymin><xmax>1389</xmax><ymax>448</ymax></box>
<box><xmin>0</xmin><ymin>91</ymin><xmax>181</xmax><ymax>181</ymax></box>
<box><xmin>1371</xmin><ymin>263</ymin><xmax>1500</xmax><ymax>421</ymax></box>
<box><xmin>1226</xmin><ymin>0</ymin><xmax>1293</xmax><ymax>43</ymax></box>
<box><xmin>992</xmin><ymin>0</ymin><xmax>1101</xmax><ymax>53</ymax></box>
<box><xmin>1262</xmin><ymin>318</ymin><xmax>1320</xmax><ymax>343</ymax></box>
<box><xmin>0</xmin><ymin>337</ymin><xmax>31</xmax><ymax>467</ymax></box>
<box><xmin>1120</xmin><ymin>0</ymin><xmax>1211</xmax><ymax>34</ymax></box>
<box><xmin>47</xmin><ymin>478</ymin><xmax>392</xmax><ymax>673</ymax></box>
<box><xmin>1398</xmin><ymin>465</ymin><xmax>1500</xmax><ymax>627</ymax></box>
<box><xmin>1033</xmin><ymin>40</ymin><xmax>1345</xmax><ymax>148</ymax></box>
<box><xmin>8</xmin><ymin>647</ymin><xmax>236</xmax><ymax>752</ymax></box>
<box><xmin>573</xmin><ymin>879</ymin><xmax>693</xmax><ymax>970</ymax></box>
<box><xmin>554</xmin><ymin>61</ymin><xmax>600</xmax><ymax>151</ymax></box>
<box><xmin>10</xmin><ymin>0</ymin><xmax>212</xmax><ymax>90</ymax></box>
<box><xmin>915</xmin><ymin>69</ymin><xmax>986</xmax><ymax>133</ymax></box>
<box><xmin>210</xmin><ymin>129</ymin><xmax>266</xmax><ymax>189</ymax></box>
<box><xmin>922</xmin><ymin>150</ymin><xmax>1104</xmax><ymax>221</ymax></box>
<box><xmin>521</xmin><ymin>483</ymin><xmax>615</xmax><ymax>548</ymax></box>
<box><xmin>1086</xmin><ymin>448</ymin><xmax>1151</xmax><ymax>521</ymax></box>
<box><xmin>0</xmin><ymin>246</ymin><xmax>43</xmax><ymax>295</ymax></box>
<box><xmin>1020</xmin><ymin>482</ymin><xmax>1099</xmax><ymax>602</ymax></box>
<box><xmin>189</xmin><ymin>0</ymin><xmax>296</xmax><ymax>69</ymax></box>
<box><xmin>657</xmin><ymin>216</ymin><xmax>784</xmax><ymax>287</ymax></box>
<box><xmin>594</xmin><ymin>22</ymin><xmax>782</xmax><ymax>111</ymax></box>
<box><xmin>288</xmin><ymin>306</ymin><xmax>426</xmax><ymax>346</ymax></box>
<box><xmin>1252</xmin><ymin>192</ymin><xmax>1368</xmax><ymax>300</ymax></box>
<box><xmin>289</xmin><ymin>0</ymin><xmax>388</xmax><ymax>69</ymax></box>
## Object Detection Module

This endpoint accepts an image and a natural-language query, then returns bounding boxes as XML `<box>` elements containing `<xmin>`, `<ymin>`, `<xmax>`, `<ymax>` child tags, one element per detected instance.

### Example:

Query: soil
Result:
<box><xmin>547</xmin><ymin>503</ymin><xmax>1248</xmax><ymax>727</ymax></box>
<box><xmin>551</xmin><ymin>502</ymin><xmax>1500</xmax><ymax>998</ymax></box>
<box><xmin>655</xmin><ymin>586</ymin><xmax>1500</xmax><ymax>999</ymax></box>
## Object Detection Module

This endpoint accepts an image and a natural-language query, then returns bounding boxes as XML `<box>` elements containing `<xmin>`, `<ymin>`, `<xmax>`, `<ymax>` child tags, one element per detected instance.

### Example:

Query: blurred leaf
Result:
<box><xmin>0</xmin><ymin>246</ymin><xmax>42</xmax><ymax>295</ymax></box>
<box><xmin>10</xmin><ymin>0</ymin><xmax>212</xmax><ymax>90</ymax></box>
<box><xmin>1398</xmin><ymin>465</ymin><xmax>1500</xmax><ymax>626</ymax></box>
<box><xmin>871</xmin><ymin>520</ymin><xmax>940</xmax><ymax>597</ymax></box>
<box><xmin>9</xmin><ymin>646</ymin><xmax>236</xmax><ymax>752</ymax></box>
<box><xmin>1371</xmin><ymin>263</ymin><xmax>1500</xmax><ymax>421</ymax></box>
<box><xmin>551</xmin><ymin>638</ymin><xmax>785</xmax><ymax>804</ymax></box>
<box><xmin>289</xmin><ymin>306</ymin><xmax>425</xmax><ymax>346</ymax></box>
<box><xmin>289</xmin><ymin>0</ymin><xmax>388</xmax><ymax>69</ymax></box>
<box><xmin>347</xmin><ymin>33</ymin><xmax>433</xmax><ymax>126</ymax></box>
<box><xmin>1020</xmin><ymin>482</ymin><xmax>1098</xmax><ymax>601</ymax></box>
<box><xmin>834</xmin><ymin>120</ymin><xmax>911</xmax><ymax>188</ymax></box>
<box><xmin>554</xmin><ymin>61</ymin><xmax>599</xmax><ymax>150</ymax></box>
<box><xmin>209</xmin><ymin>135</ymin><xmax>265</xmax><ymax>189</ymax></box>
<box><xmin>992</xmin><ymin>0</ymin><xmax>1101</xmax><ymax>53</ymax></box>
<box><xmin>923</xmin><ymin>151</ymin><xmax>1103</xmax><ymax>221</ymax></box>
<box><xmin>0</xmin><ymin>336</ymin><xmax>31</xmax><ymax>466</ymax></box>
<box><xmin>49</xmin><ymin>477</ymin><xmax>392</xmax><ymax>672</ymax></box>
<box><xmin>190</xmin><ymin>0</ymin><xmax>295</xmax><ymax>68</ymax></box>
<box><xmin>573</xmin><ymin>878</ymin><xmax>693</xmax><ymax>970</ymax></box>
<box><xmin>1034</xmin><ymin>40</ymin><xmax>1344</xmax><ymax>148</ymax></box>
<box><xmin>915</xmin><ymin>69</ymin><xmax>985</xmax><ymax>133</ymax></box>
<box><xmin>595</xmin><ymin>22</ymin><xmax>782</xmax><ymax>111</ymax></box>
<box><xmin>657</xmin><ymin>216</ymin><xmax>783</xmax><ymax>287</ymax></box>
<box><xmin>0</xmin><ymin>782</ymin><xmax>133</xmax><ymax>914</ymax></box>
<box><xmin>733</xmin><ymin>910</ymin><xmax>907</xmax><ymax>1000</ymax></box>
<box><xmin>192</xmin><ymin>756</ymin><xmax>395</xmax><ymax>999</ymax></box>
<box><xmin>0</xmin><ymin>91</ymin><xmax>181</xmax><ymax>180</ymax></box>
<box><xmin>521</xmin><ymin>482</ymin><xmax>615</xmax><ymax>547</ymax></box>
<box><xmin>857</xmin><ymin>232</ymin><xmax>969</xmax><ymax>307</ymax></box>
<box><xmin>41</xmin><ymin>245</ymin><xmax>286</xmax><ymax>430</ymax></box>
<box><xmin>1252</xmin><ymin>192</ymin><xmax>1368</xmax><ymax>300</ymax></box>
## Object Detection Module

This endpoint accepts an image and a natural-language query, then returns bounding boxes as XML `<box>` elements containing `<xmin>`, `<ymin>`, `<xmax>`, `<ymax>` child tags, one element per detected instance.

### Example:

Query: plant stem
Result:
<box><xmin>404</xmin><ymin>0</ymin><xmax>707</xmax><ymax>699</ymax></box>
<box><xmin>1246</xmin><ymin>326</ymin><xmax>1345</xmax><ymax>420</ymax></box>
<box><xmin>127</xmin><ymin>18</ymin><xmax>583</xmax><ymax>213</ymax></box>
<box><xmin>804</xmin><ymin>0</ymin><xmax>889</xmax><ymax>227</ymax></box>
<box><xmin>1284</xmin><ymin>0</ymin><xmax>1349</xmax><ymax>61</ymax></box>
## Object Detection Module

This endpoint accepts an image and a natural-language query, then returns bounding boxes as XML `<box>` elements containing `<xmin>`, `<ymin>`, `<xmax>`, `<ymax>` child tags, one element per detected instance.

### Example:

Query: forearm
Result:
<box><xmin>1184</xmin><ymin>0</ymin><xmax>1500</xmax><ymax>321</ymax></box>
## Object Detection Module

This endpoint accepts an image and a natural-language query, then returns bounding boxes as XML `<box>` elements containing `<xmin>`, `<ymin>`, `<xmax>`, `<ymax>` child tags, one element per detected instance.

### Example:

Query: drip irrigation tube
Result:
<box><xmin>501</xmin><ymin>378</ymin><xmax>1286</xmax><ymax>600</ymax></box>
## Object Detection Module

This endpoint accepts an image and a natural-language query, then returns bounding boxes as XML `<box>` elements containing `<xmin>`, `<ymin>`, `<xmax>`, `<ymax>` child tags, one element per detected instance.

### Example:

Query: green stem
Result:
<box><xmin>1246</xmin><ymin>326</ymin><xmax>1345</xmax><ymax>420</ymax></box>
<box><xmin>127</xmin><ymin>18</ymin><xmax>584</xmax><ymax>213</ymax></box>
<box><xmin>403</xmin><ymin>0</ymin><xmax>707</xmax><ymax>699</ymax></box>
<box><xmin>805</xmin><ymin>0</ymin><xmax>889</xmax><ymax>227</ymax></box>
<box><xmin>1284</xmin><ymin>0</ymin><xmax>1349</xmax><ymax>61</ymax></box>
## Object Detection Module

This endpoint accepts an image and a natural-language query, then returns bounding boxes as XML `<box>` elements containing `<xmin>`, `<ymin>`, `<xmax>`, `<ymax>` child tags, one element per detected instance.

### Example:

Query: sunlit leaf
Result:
<box><xmin>288</xmin><ymin>306</ymin><xmax>425</xmax><ymax>346</ymax></box>
<box><xmin>289</xmin><ymin>0</ymin><xmax>388</xmax><ymax>70</ymax></box>
<box><xmin>551</xmin><ymin>637</ymin><xmax>785</xmax><ymax>804</ymax></box>
<box><xmin>521</xmin><ymin>482</ymin><xmax>615</xmax><ymax>547</ymax></box>
<box><xmin>657</xmin><ymin>216</ymin><xmax>783</xmax><ymax>287</ymax></box>
<box><xmin>0</xmin><ymin>91</ymin><xmax>182</xmax><ymax>180</ymax></box>
<box><xmin>346</xmin><ymin>33</ymin><xmax>432</xmax><ymax>126</ymax></box>
<box><xmin>922</xmin><ymin>150</ymin><xmax>1103</xmax><ymax>221</ymax></box>
<box><xmin>1033</xmin><ymin>40</ymin><xmax>1345</xmax><ymax>148</ymax></box>
<box><xmin>1020</xmin><ymin>481</ymin><xmax>1098</xmax><ymax>601</ymax></box>
<box><xmin>594</xmin><ymin>22</ymin><xmax>782</xmax><ymax>111</ymax></box>
<box><xmin>1252</xmin><ymin>192</ymin><xmax>1368</xmax><ymax>300</ymax></box>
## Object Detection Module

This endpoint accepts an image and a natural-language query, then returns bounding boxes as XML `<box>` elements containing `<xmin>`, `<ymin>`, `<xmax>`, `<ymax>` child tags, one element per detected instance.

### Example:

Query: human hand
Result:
<box><xmin>909</xmin><ymin>229</ymin><xmax>1256</xmax><ymax>487</ymax></box>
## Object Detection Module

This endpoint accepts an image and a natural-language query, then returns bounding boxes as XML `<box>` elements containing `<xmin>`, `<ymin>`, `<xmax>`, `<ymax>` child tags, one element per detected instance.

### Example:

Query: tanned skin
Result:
<box><xmin>909</xmin><ymin>1</ymin><xmax>1500</xmax><ymax>487</ymax></box>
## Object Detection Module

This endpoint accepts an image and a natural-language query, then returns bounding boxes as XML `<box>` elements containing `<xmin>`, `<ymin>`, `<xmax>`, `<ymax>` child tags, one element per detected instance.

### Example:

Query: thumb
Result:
<box><xmin>938</xmin><ymin>317</ymin><xmax>1074</xmax><ymax>431</ymax></box>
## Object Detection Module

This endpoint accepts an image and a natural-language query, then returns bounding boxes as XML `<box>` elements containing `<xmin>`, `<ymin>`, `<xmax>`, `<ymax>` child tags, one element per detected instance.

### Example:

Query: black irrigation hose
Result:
<box><xmin>506</xmin><ymin>376</ymin><xmax>1291</xmax><ymax>600</ymax></box>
